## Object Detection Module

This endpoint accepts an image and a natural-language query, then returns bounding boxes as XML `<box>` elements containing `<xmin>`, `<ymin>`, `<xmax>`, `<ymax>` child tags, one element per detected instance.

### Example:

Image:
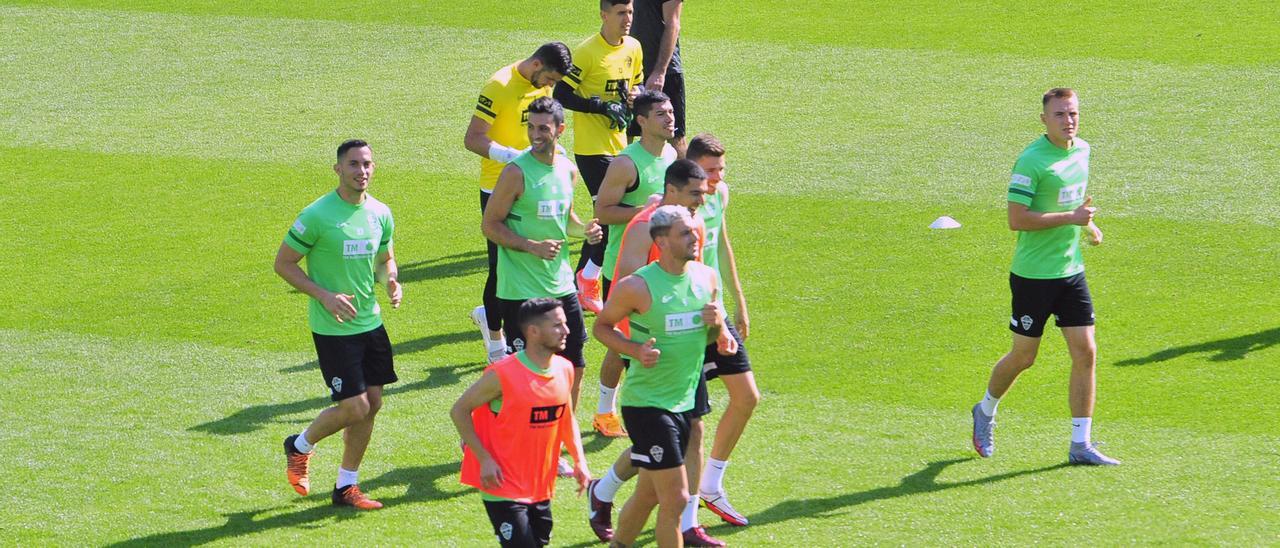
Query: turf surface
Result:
<box><xmin>2</xmin><ymin>1</ymin><xmax>1278</xmax><ymax>545</ymax></box>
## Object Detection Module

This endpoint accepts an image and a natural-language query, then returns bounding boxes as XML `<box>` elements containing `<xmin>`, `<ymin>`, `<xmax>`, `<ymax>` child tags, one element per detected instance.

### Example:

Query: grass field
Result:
<box><xmin>2</xmin><ymin>1</ymin><xmax>1279</xmax><ymax>545</ymax></box>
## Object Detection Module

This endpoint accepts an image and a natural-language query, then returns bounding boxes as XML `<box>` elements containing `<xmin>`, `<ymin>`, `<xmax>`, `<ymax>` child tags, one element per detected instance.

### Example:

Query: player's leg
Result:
<box><xmin>574</xmin><ymin>155</ymin><xmax>612</xmax><ymax>313</ymax></box>
<box><xmin>612</xmin><ymin>466</ymin><xmax>659</xmax><ymax>546</ymax></box>
<box><xmin>699</xmin><ymin>325</ymin><xmax>755</xmax><ymax>526</ymax></box>
<box><xmin>557</xmin><ymin>294</ymin><xmax>590</xmax><ymax>410</ymax></box>
<box><xmin>333</xmin><ymin>326</ymin><xmax>395</xmax><ymax>508</ymax></box>
<box><xmin>681</xmin><ymin>415</ymin><xmax>724</xmax><ymax>547</ymax></box>
<box><xmin>1055</xmin><ymin>274</ymin><xmax>1118</xmax><ymax>464</ymax></box>
<box><xmin>484</xmin><ymin>500</ymin><xmax>538</xmax><ymax>547</ymax></box>
<box><xmin>530</xmin><ymin>500</ymin><xmax>553</xmax><ymax>548</ymax></box>
<box><xmin>285</xmin><ymin>331</ymin><xmax>372</xmax><ymax>495</ymax></box>
<box><xmin>588</xmin><ymin>445</ymin><xmax>639</xmax><ymax>542</ymax></box>
<box><xmin>973</xmin><ymin>274</ymin><xmax>1050</xmax><ymax>457</ymax></box>
<box><xmin>476</xmin><ymin>190</ymin><xmax>506</xmax><ymax>362</ymax></box>
<box><xmin>594</xmin><ymin>350</ymin><xmax>628</xmax><ymax>437</ymax></box>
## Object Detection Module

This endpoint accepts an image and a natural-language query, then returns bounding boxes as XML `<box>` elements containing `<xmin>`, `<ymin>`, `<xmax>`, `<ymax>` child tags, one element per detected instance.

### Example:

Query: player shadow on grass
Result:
<box><xmin>710</xmin><ymin>458</ymin><xmax>1069</xmax><ymax>532</ymax></box>
<box><xmin>110</xmin><ymin>462</ymin><xmax>465</xmax><ymax>547</ymax></box>
<box><xmin>1114</xmin><ymin>327</ymin><xmax>1280</xmax><ymax>366</ymax></box>
<box><xmin>192</xmin><ymin>331</ymin><xmax>480</xmax><ymax>436</ymax></box>
<box><xmin>276</xmin><ymin>330</ymin><xmax>476</xmax><ymax>374</ymax></box>
<box><xmin>397</xmin><ymin>250</ymin><xmax>489</xmax><ymax>284</ymax></box>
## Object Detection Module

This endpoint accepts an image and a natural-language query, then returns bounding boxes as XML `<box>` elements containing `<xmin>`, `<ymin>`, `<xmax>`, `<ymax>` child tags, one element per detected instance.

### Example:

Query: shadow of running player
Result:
<box><xmin>1115</xmin><ymin>327</ymin><xmax>1280</xmax><ymax>366</ymax></box>
<box><xmin>109</xmin><ymin>462</ymin><xmax>465</xmax><ymax>547</ymax></box>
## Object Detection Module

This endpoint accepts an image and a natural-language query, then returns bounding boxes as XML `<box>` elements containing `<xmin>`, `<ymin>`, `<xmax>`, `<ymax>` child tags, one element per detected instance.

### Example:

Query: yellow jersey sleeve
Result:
<box><xmin>569</xmin><ymin>35</ymin><xmax>645</xmax><ymax>157</ymax></box>
<box><xmin>476</xmin><ymin>63</ymin><xmax>551</xmax><ymax>191</ymax></box>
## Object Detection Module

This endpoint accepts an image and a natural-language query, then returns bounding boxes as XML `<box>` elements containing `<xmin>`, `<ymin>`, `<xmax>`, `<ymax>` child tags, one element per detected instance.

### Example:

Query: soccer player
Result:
<box><xmin>686</xmin><ymin>134</ymin><xmax>758</xmax><ymax>526</ymax></box>
<box><xmin>587</xmin><ymin>160</ymin><xmax>726</xmax><ymax>546</ymax></box>
<box><xmin>482</xmin><ymin>97</ymin><xmax>603</xmax><ymax>412</ymax></box>
<box><xmin>592</xmin><ymin>90</ymin><xmax>679</xmax><ymax>439</ymax></box>
<box><xmin>971</xmin><ymin>88</ymin><xmax>1119</xmax><ymax>466</ymax></box>
<box><xmin>627</xmin><ymin>0</ymin><xmax>686</xmax><ymax>156</ymax></box>
<box><xmin>275</xmin><ymin>139</ymin><xmax>402</xmax><ymax>510</ymax></box>
<box><xmin>465</xmin><ymin>42</ymin><xmax>574</xmax><ymax>364</ymax></box>
<box><xmin>594</xmin><ymin>205</ymin><xmax>731</xmax><ymax>548</ymax></box>
<box><xmin>452</xmin><ymin>298</ymin><xmax>592</xmax><ymax>547</ymax></box>
<box><xmin>553</xmin><ymin>0</ymin><xmax>645</xmax><ymax>314</ymax></box>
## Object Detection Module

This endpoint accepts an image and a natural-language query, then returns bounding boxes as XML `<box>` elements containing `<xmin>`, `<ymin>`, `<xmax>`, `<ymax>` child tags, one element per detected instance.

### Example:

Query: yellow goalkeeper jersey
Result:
<box><xmin>474</xmin><ymin>62</ymin><xmax>552</xmax><ymax>191</ymax></box>
<box><xmin>564</xmin><ymin>33</ymin><xmax>644</xmax><ymax>156</ymax></box>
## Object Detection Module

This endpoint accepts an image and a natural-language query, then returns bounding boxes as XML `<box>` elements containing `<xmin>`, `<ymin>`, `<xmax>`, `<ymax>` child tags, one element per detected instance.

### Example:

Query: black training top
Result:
<box><xmin>629</xmin><ymin>0</ymin><xmax>682</xmax><ymax>76</ymax></box>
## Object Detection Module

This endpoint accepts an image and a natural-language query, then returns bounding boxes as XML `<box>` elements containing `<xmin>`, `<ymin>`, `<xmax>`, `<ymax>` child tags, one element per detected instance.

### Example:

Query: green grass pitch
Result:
<box><xmin>1</xmin><ymin>0</ymin><xmax>1278</xmax><ymax>545</ymax></box>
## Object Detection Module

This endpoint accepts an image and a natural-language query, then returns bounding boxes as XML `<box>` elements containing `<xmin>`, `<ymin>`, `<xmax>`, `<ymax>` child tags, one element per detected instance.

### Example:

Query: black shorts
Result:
<box><xmin>483</xmin><ymin>499</ymin><xmax>552</xmax><ymax>548</ymax></box>
<box><xmin>312</xmin><ymin>325</ymin><xmax>397</xmax><ymax>401</ymax></box>
<box><xmin>574</xmin><ymin>154</ymin><xmax>614</xmax><ymax>198</ymax></box>
<box><xmin>1009</xmin><ymin>272</ymin><xmax>1095</xmax><ymax>338</ymax></box>
<box><xmin>622</xmin><ymin>406</ymin><xmax>692</xmax><ymax>470</ymax></box>
<box><xmin>627</xmin><ymin>71</ymin><xmax>687</xmax><ymax>139</ymax></box>
<box><xmin>499</xmin><ymin>294</ymin><xmax>588</xmax><ymax>368</ymax></box>
<box><xmin>703</xmin><ymin>324</ymin><xmax>751</xmax><ymax>380</ymax></box>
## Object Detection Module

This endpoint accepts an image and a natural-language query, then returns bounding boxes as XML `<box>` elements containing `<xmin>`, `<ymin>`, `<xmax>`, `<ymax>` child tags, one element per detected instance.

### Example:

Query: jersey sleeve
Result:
<box><xmin>564</xmin><ymin>45</ymin><xmax>590</xmax><ymax>91</ymax></box>
<box><xmin>474</xmin><ymin>79</ymin><xmax>502</xmax><ymax>123</ymax></box>
<box><xmin>378</xmin><ymin>210</ymin><xmax>394</xmax><ymax>254</ymax></box>
<box><xmin>631</xmin><ymin>46</ymin><xmax>645</xmax><ymax>87</ymax></box>
<box><xmin>1006</xmin><ymin>157</ymin><xmax>1039</xmax><ymax>206</ymax></box>
<box><xmin>284</xmin><ymin>210</ymin><xmax>320</xmax><ymax>255</ymax></box>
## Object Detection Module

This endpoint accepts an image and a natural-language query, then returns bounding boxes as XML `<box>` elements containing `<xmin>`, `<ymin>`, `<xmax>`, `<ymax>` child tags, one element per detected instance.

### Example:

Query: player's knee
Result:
<box><xmin>338</xmin><ymin>395</ymin><xmax>371</xmax><ymax>422</ymax></box>
<box><xmin>732</xmin><ymin>384</ymin><xmax>760</xmax><ymax>411</ymax></box>
<box><xmin>365</xmin><ymin>397</ymin><xmax>383</xmax><ymax>418</ymax></box>
<box><xmin>1070</xmin><ymin>344</ymin><xmax>1097</xmax><ymax>367</ymax></box>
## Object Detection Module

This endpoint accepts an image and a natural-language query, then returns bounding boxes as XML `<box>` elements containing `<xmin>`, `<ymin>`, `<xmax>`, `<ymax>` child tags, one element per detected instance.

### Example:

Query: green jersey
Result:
<box><xmin>496</xmin><ymin>152</ymin><xmax>576</xmax><ymax>299</ymax></box>
<box><xmin>602</xmin><ymin>141</ymin><xmax>677</xmax><ymax>281</ymax></box>
<box><xmin>1006</xmin><ymin>135</ymin><xmax>1090</xmax><ymax>279</ymax></box>
<box><xmin>619</xmin><ymin>262</ymin><xmax>716</xmax><ymax>412</ymax></box>
<box><xmin>697</xmin><ymin>183</ymin><xmax>727</xmax><ymax>302</ymax></box>
<box><xmin>284</xmin><ymin>191</ymin><xmax>394</xmax><ymax>336</ymax></box>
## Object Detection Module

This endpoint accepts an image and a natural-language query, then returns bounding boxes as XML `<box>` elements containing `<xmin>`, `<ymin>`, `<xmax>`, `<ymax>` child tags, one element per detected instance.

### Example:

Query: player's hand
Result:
<box><xmin>645</xmin><ymin>72</ymin><xmax>665</xmax><ymax>92</ymax></box>
<box><xmin>625</xmin><ymin>84</ymin><xmax>641</xmax><ymax>105</ymax></box>
<box><xmin>479</xmin><ymin>456</ymin><xmax>503</xmax><ymax>490</ymax></box>
<box><xmin>701</xmin><ymin>303</ymin><xmax>724</xmax><ymax>328</ymax></box>
<box><xmin>716</xmin><ymin>332</ymin><xmax>738</xmax><ymax>356</ymax></box>
<box><xmin>602</xmin><ymin>101</ymin><xmax>630</xmax><ymax>130</ymax></box>
<box><xmin>735</xmin><ymin>308</ymin><xmax>750</xmax><ymax>340</ymax></box>
<box><xmin>322</xmin><ymin>292</ymin><xmax>358</xmax><ymax>323</ymax></box>
<box><xmin>636</xmin><ymin>338</ymin><xmax>661</xmax><ymax>367</ymax></box>
<box><xmin>572</xmin><ymin>461</ymin><xmax>592</xmax><ymax>496</ymax></box>
<box><xmin>1071</xmin><ymin>196</ymin><xmax>1096</xmax><ymax>226</ymax></box>
<box><xmin>525</xmin><ymin>239</ymin><xmax>564</xmax><ymax>260</ymax></box>
<box><xmin>1087</xmin><ymin>222</ymin><xmax>1103</xmax><ymax>246</ymax></box>
<box><xmin>387</xmin><ymin>278</ymin><xmax>403</xmax><ymax>308</ymax></box>
<box><xmin>584</xmin><ymin>219</ymin><xmax>604</xmax><ymax>245</ymax></box>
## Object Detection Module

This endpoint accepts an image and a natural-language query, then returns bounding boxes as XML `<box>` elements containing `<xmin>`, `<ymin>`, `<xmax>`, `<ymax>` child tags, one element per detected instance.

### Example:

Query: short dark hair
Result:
<box><xmin>531</xmin><ymin>42</ymin><xmax>572</xmax><ymax>75</ymax></box>
<box><xmin>600</xmin><ymin>0</ymin><xmax>632</xmax><ymax>9</ymax></box>
<box><xmin>527</xmin><ymin>96</ymin><xmax>565</xmax><ymax>125</ymax></box>
<box><xmin>337</xmin><ymin>139</ymin><xmax>370</xmax><ymax>160</ymax></box>
<box><xmin>517</xmin><ymin>298</ymin><xmax>564</xmax><ymax>335</ymax></box>
<box><xmin>1042</xmin><ymin>87</ymin><xmax>1077</xmax><ymax>107</ymax></box>
<box><xmin>686</xmin><ymin>133</ymin><xmax>725</xmax><ymax>161</ymax></box>
<box><xmin>633</xmin><ymin>89</ymin><xmax>671</xmax><ymax>119</ymax></box>
<box><xmin>664</xmin><ymin>158</ymin><xmax>707</xmax><ymax>191</ymax></box>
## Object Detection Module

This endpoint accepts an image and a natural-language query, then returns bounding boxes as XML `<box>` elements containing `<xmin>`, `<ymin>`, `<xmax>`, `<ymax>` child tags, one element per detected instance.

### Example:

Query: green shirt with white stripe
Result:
<box><xmin>619</xmin><ymin>262</ymin><xmax>717</xmax><ymax>413</ymax></box>
<box><xmin>497</xmin><ymin>152</ymin><xmax>578</xmax><ymax>299</ymax></box>
<box><xmin>1006</xmin><ymin>135</ymin><xmax>1090</xmax><ymax>279</ymax></box>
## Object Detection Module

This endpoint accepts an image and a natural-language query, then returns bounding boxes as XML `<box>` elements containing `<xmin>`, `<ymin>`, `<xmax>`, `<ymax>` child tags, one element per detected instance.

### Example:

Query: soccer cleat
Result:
<box><xmin>283</xmin><ymin>435</ymin><xmax>311</xmax><ymax>496</ymax></box>
<box><xmin>587</xmin><ymin>479</ymin><xmax>614</xmax><ymax>542</ymax></box>
<box><xmin>682</xmin><ymin>526</ymin><xmax>727</xmax><ymax>547</ymax></box>
<box><xmin>971</xmin><ymin>404</ymin><xmax>996</xmax><ymax>458</ymax></box>
<box><xmin>557</xmin><ymin>457</ymin><xmax>574</xmax><ymax>478</ymax></box>
<box><xmin>700</xmin><ymin>490</ymin><xmax>748</xmax><ymax>526</ymax></box>
<box><xmin>592</xmin><ymin>412</ymin><xmax>628</xmax><ymax>438</ymax></box>
<box><xmin>1068</xmin><ymin>442</ymin><xmax>1121</xmax><ymax>466</ymax></box>
<box><xmin>332</xmin><ymin>484</ymin><xmax>383</xmax><ymax>510</ymax></box>
<box><xmin>471</xmin><ymin>305</ymin><xmax>505</xmax><ymax>364</ymax></box>
<box><xmin>576</xmin><ymin>271</ymin><xmax>604</xmax><ymax>314</ymax></box>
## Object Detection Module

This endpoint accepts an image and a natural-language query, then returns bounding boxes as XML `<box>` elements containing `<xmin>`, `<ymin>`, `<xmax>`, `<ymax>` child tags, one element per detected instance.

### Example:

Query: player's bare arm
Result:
<box><xmin>483</xmin><ymin>163</ymin><xmax>563</xmax><ymax>260</ymax></box>
<box><xmin>274</xmin><ymin>243</ymin><xmax>357</xmax><ymax>323</ymax></box>
<box><xmin>614</xmin><ymin>221</ymin><xmax>653</xmax><ymax>281</ymax></box>
<box><xmin>375</xmin><ymin>248</ymin><xmax>402</xmax><ymax>308</ymax></box>
<box><xmin>450</xmin><ymin>371</ymin><xmax>505</xmax><ymax>489</ymax></box>
<box><xmin>594</xmin><ymin>156</ymin><xmax>642</xmax><ymax>225</ymax></box>
<box><xmin>645</xmin><ymin>1</ymin><xmax>682</xmax><ymax>90</ymax></box>
<box><xmin>592</xmin><ymin>275</ymin><xmax>660</xmax><ymax>367</ymax></box>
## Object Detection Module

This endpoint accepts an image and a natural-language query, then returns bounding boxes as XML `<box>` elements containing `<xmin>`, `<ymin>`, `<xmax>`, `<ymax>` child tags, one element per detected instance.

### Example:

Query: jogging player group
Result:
<box><xmin>272</xmin><ymin>1</ymin><xmax>1121</xmax><ymax>546</ymax></box>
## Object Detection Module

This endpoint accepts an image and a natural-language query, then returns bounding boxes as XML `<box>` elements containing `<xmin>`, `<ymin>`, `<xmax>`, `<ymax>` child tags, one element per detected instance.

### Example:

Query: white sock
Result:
<box><xmin>1071</xmin><ymin>417</ymin><xmax>1092</xmax><ymax>444</ymax></box>
<box><xmin>700</xmin><ymin>458</ymin><xmax>728</xmax><ymax>495</ymax></box>
<box><xmin>336</xmin><ymin>467</ymin><xmax>359</xmax><ymax>489</ymax></box>
<box><xmin>593</xmin><ymin>466</ymin><xmax>626</xmax><ymax>503</ymax></box>
<box><xmin>597</xmin><ymin>383</ymin><xmax>617</xmax><ymax>415</ymax></box>
<box><xmin>979</xmin><ymin>390</ymin><xmax>1000</xmax><ymax>417</ymax></box>
<box><xmin>293</xmin><ymin>431</ymin><xmax>314</xmax><ymax>453</ymax></box>
<box><xmin>582</xmin><ymin>260</ymin><xmax>601</xmax><ymax>280</ymax></box>
<box><xmin>680</xmin><ymin>495</ymin><xmax>700</xmax><ymax>530</ymax></box>
<box><xmin>486</xmin><ymin>339</ymin><xmax>507</xmax><ymax>355</ymax></box>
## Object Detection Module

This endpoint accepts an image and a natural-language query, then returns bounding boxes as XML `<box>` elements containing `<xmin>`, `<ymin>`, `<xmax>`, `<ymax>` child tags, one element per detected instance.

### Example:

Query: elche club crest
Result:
<box><xmin>499</xmin><ymin>522</ymin><xmax>513</xmax><ymax>540</ymax></box>
<box><xmin>1020</xmin><ymin>315</ymin><xmax>1034</xmax><ymax>331</ymax></box>
<box><xmin>649</xmin><ymin>445</ymin><xmax>664</xmax><ymax>463</ymax></box>
<box><xmin>513</xmin><ymin>338</ymin><xmax>525</xmax><ymax>352</ymax></box>
<box><xmin>331</xmin><ymin>376</ymin><xmax>343</xmax><ymax>394</ymax></box>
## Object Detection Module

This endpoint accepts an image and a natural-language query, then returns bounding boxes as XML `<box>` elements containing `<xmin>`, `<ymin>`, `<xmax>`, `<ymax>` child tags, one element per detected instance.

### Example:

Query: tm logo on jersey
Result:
<box><xmin>665</xmin><ymin>311</ymin><xmax>704</xmax><ymax>334</ymax></box>
<box><xmin>343</xmin><ymin>239</ymin><xmax>376</xmax><ymax>258</ymax></box>
<box><xmin>537</xmin><ymin>200</ymin><xmax>569</xmax><ymax>219</ymax></box>
<box><xmin>1058</xmin><ymin>182</ymin><xmax>1086</xmax><ymax>205</ymax></box>
<box><xmin>529</xmin><ymin>404</ymin><xmax>566</xmax><ymax>425</ymax></box>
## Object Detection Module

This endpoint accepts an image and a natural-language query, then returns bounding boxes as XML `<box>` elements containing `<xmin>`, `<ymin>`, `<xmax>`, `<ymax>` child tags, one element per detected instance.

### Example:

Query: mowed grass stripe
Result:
<box><xmin>2</xmin><ymin>6</ymin><xmax>1278</xmax><ymax>223</ymax></box>
<box><xmin>1</xmin><ymin>329</ymin><xmax>1276</xmax><ymax>545</ymax></box>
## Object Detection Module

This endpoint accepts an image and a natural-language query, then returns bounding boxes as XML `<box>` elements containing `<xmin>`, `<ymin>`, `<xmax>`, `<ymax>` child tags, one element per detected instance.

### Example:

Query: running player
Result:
<box><xmin>553</xmin><ymin>0</ymin><xmax>645</xmax><ymax>314</ymax></box>
<box><xmin>452</xmin><ymin>298</ymin><xmax>591</xmax><ymax>547</ymax></box>
<box><xmin>276</xmin><ymin>139</ymin><xmax>402</xmax><ymax>510</ymax></box>
<box><xmin>971</xmin><ymin>88</ymin><xmax>1119</xmax><ymax>466</ymax></box>
<box><xmin>627</xmin><ymin>0</ymin><xmax>687</xmax><ymax>156</ymax></box>
<box><xmin>482</xmin><ymin>97</ymin><xmax>603</xmax><ymax>412</ymax></box>
<box><xmin>587</xmin><ymin>160</ymin><xmax>725</xmax><ymax>546</ymax></box>
<box><xmin>593</xmin><ymin>205</ymin><xmax>731</xmax><ymax>548</ymax></box>
<box><xmin>592</xmin><ymin>90</ymin><xmax>678</xmax><ymax>439</ymax></box>
<box><xmin>686</xmin><ymin>134</ymin><xmax>758</xmax><ymax>526</ymax></box>
<box><xmin>465</xmin><ymin>42</ymin><xmax>574</xmax><ymax>364</ymax></box>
